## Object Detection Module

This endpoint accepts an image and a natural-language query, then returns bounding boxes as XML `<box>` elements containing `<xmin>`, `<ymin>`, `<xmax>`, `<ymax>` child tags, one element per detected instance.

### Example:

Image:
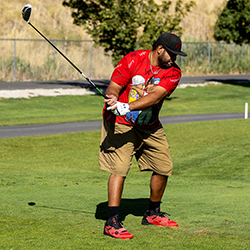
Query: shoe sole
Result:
<box><xmin>142</xmin><ymin>218</ymin><xmax>178</xmax><ymax>227</ymax></box>
<box><xmin>104</xmin><ymin>228</ymin><xmax>134</xmax><ymax>239</ymax></box>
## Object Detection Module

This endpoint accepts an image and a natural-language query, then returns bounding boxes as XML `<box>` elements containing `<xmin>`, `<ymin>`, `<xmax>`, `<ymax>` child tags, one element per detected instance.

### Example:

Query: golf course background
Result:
<box><xmin>0</xmin><ymin>83</ymin><xmax>249</xmax><ymax>249</ymax></box>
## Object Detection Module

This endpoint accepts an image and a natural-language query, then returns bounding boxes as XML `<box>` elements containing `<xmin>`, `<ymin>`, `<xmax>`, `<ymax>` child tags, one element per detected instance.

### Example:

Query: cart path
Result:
<box><xmin>0</xmin><ymin>113</ymin><xmax>247</xmax><ymax>139</ymax></box>
<box><xmin>1</xmin><ymin>74</ymin><xmax>250</xmax><ymax>90</ymax></box>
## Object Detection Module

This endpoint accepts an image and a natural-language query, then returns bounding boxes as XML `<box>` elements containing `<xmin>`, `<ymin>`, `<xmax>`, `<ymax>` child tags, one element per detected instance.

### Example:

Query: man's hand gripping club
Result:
<box><xmin>105</xmin><ymin>95</ymin><xmax>130</xmax><ymax>116</ymax></box>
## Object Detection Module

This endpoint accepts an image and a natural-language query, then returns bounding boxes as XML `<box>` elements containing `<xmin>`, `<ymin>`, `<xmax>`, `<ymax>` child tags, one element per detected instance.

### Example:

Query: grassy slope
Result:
<box><xmin>0</xmin><ymin>83</ymin><xmax>249</xmax><ymax>126</ymax></box>
<box><xmin>0</xmin><ymin>119</ymin><xmax>249</xmax><ymax>249</ymax></box>
<box><xmin>0</xmin><ymin>0</ymin><xmax>233</xmax><ymax>82</ymax></box>
<box><xmin>2</xmin><ymin>0</ymin><xmax>225</xmax><ymax>41</ymax></box>
<box><xmin>0</xmin><ymin>79</ymin><xmax>249</xmax><ymax>249</ymax></box>
<box><xmin>1</xmin><ymin>0</ymin><xmax>86</xmax><ymax>40</ymax></box>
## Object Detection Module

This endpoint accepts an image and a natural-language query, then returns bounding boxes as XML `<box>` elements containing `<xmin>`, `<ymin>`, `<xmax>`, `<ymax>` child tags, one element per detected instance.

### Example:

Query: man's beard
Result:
<box><xmin>158</xmin><ymin>50</ymin><xmax>173</xmax><ymax>69</ymax></box>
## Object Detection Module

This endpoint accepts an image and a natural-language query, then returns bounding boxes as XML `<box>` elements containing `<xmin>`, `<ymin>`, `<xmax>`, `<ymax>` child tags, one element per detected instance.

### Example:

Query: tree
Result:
<box><xmin>62</xmin><ymin>0</ymin><xmax>195</xmax><ymax>65</ymax></box>
<box><xmin>214</xmin><ymin>0</ymin><xmax>250</xmax><ymax>44</ymax></box>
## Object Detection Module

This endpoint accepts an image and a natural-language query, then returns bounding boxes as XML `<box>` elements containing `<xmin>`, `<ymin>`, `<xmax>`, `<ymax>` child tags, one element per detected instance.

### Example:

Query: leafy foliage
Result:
<box><xmin>214</xmin><ymin>0</ymin><xmax>250</xmax><ymax>44</ymax></box>
<box><xmin>62</xmin><ymin>0</ymin><xmax>195</xmax><ymax>65</ymax></box>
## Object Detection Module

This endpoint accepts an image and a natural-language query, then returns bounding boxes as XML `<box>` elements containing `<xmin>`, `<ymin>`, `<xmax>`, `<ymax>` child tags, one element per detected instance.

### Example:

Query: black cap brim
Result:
<box><xmin>167</xmin><ymin>47</ymin><xmax>187</xmax><ymax>57</ymax></box>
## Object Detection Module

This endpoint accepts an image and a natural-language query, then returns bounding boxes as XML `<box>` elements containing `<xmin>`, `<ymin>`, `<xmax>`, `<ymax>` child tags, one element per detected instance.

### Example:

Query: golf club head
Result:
<box><xmin>22</xmin><ymin>4</ymin><xmax>32</xmax><ymax>22</ymax></box>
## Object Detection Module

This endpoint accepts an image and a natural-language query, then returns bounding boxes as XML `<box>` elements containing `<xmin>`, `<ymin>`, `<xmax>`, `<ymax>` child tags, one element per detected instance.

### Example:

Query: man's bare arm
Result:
<box><xmin>129</xmin><ymin>85</ymin><xmax>169</xmax><ymax>111</ymax></box>
<box><xmin>104</xmin><ymin>81</ymin><xmax>123</xmax><ymax>107</ymax></box>
<box><xmin>105</xmin><ymin>81</ymin><xmax>169</xmax><ymax>113</ymax></box>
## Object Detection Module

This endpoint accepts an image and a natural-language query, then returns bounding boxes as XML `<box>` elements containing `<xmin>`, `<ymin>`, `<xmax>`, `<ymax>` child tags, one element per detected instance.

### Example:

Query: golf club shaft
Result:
<box><xmin>27</xmin><ymin>21</ymin><xmax>107</xmax><ymax>98</ymax></box>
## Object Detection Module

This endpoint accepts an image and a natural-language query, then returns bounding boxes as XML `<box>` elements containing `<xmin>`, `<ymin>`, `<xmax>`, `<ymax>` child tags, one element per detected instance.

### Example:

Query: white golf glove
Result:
<box><xmin>107</xmin><ymin>101</ymin><xmax>130</xmax><ymax>116</ymax></box>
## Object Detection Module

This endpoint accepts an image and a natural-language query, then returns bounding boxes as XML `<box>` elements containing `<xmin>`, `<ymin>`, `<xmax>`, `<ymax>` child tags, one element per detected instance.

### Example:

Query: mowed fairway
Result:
<box><xmin>0</xmin><ymin>84</ymin><xmax>250</xmax><ymax>249</ymax></box>
<box><xmin>0</xmin><ymin>83</ymin><xmax>250</xmax><ymax>126</ymax></box>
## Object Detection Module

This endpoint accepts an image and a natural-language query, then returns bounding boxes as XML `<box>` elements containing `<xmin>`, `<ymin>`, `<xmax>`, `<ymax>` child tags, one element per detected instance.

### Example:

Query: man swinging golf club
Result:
<box><xmin>22</xmin><ymin>3</ymin><xmax>187</xmax><ymax>240</ymax></box>
<box><xmin>99</xmin><ymin>33</ymin><xmax>187</xmax><ymax>239</ymax></box>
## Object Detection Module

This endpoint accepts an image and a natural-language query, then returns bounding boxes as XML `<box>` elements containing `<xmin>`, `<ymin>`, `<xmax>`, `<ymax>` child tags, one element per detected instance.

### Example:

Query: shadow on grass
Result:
<box><xmin>95</xmin><ymin>198</ymin><xmax>149</xmax><ymax>221</ymax></box>
<box><xmin>27</xmin><ymin>198</ymin><xmax>149</xmax><ymax>220</ymax></box>
<box><xmin>27</xmin><ymin>202</ymin><xmax>94</xmax><ymax>214</ymax></box>
<box><xmin>205</xmin><ymin>78</ymin><xmax>250</xmax><ymax>87</ymax></box>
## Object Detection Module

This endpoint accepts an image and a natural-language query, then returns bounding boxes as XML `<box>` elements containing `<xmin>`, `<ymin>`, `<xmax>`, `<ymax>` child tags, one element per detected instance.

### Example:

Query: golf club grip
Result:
<box><xmin>28</xmin><ymin>22</ymin><xmax>107</xmax><ymax>99</ymax></box>
<box><xmin>80</xmin><ymin>73</ymin><xmax>108</xmax><ymax>99</ymax></box>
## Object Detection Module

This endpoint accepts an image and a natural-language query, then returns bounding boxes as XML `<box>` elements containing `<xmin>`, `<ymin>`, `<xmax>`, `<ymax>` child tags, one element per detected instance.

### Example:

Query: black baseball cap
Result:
<box><xmin>156</xmin><ymin>33</ymin><xmax>187</xmax><ymax>57</ymax></box>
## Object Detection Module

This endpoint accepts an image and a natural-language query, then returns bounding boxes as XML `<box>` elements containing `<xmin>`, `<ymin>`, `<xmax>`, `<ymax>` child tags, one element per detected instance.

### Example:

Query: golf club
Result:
<box><xmin>22</xmin><ymin>4</ymin><xmax>107</xmax><ymax>98</ymax></box>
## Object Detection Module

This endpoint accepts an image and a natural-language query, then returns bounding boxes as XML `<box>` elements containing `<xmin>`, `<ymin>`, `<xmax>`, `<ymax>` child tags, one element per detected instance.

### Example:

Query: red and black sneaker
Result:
<box><xmin>142</xmin><ymin>208</ymin><xmax>178</xmax><ymax>227</ymax></box>
<box><xmin>104</xmin><ymin>215</ymin><xmax>133</xmax><ymax>239</ymax></box>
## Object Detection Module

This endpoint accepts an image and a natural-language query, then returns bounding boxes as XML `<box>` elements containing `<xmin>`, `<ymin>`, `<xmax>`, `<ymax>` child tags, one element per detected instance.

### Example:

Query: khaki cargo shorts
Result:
<box><xmin>99</xmin><ymin>120</ymin><xmax>173</xmax><ymax>177</ymax></box>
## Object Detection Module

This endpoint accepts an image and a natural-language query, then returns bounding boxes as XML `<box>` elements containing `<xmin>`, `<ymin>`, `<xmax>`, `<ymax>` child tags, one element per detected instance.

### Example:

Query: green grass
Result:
<box><xmin>0</xmin><ymin>83</ymin><xmax>249</xmax><ymax>248</ymax></box>
<box><xmin>0</xmin><ymin>119</ymin><xmax>249</xmax><ymax>249</ymax></box>
<box><xmin>0</xmin><ymin>83</ymin><xmax>249</xmax><ymax>126</ymax></box>
<box><xmin>0</xmin><ymin>95</ymin><xmax>104</xmax><ymax>126</ymax></box>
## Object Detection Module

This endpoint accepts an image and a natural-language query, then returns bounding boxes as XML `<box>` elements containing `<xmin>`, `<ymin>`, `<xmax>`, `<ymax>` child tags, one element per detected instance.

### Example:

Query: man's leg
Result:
<box><xmin>150</xmin><ymin>172</ymin><xmax>168</xmax><ymax>202</ymax></box>
<box><xmin>108</xmin><ymin>173</ymin><xmax>125</xmax><ymax>207</ymax></box>
<box><xmin>99</xmin><ymin>121</ymin><xmax>136</xmax><ymax>238</ymax></box>
<box><xmin>104</xmin><ymin>173</ymin><xmax>133</xmax><ymax>239</ymax></box>
<box><xmin>141</xmin><ymin>172</ymin><xmax>178</xmax><ymax>227</ymax></box>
